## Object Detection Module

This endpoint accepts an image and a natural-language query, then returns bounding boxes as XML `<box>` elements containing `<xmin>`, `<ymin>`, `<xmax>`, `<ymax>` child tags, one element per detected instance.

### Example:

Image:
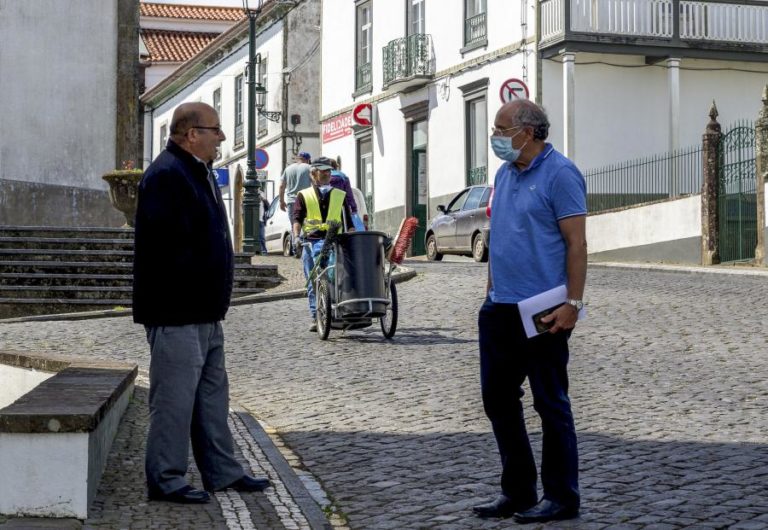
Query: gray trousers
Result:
<box><xmin>145</xmin><ymin>322</ymin><xmax>244</xmax><ymax>494</ymax></box>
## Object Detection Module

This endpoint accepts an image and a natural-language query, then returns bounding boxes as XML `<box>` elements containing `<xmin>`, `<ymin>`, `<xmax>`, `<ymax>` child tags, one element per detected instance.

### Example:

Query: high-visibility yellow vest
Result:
<box><xmin>298</xmin><ymin>187</ymin><xmax>345</xmax><ymax>235</ymax></box>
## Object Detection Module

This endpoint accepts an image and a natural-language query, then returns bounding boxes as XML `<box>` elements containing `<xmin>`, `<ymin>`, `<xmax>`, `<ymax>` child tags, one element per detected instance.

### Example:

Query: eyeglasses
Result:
<box><xmin>192</xmin><ymin>126</ymin><xmax>223</xmax><ymax>134</ymax></box>
<box><xmin>491</xmin><ymin>125</ymin><xmax>521</xmax><ymax>136</ymax></box>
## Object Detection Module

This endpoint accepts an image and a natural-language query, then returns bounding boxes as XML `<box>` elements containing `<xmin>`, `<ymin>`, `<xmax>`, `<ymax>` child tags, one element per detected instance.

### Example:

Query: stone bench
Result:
<box><xmin>0</xmin><ymin>351</ymin><xmax>137</xmax><ymax>519</ymax></box>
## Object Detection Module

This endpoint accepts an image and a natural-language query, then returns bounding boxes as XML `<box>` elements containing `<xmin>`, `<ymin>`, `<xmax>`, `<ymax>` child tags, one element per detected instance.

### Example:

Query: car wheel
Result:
<box><xmin>426</xmin><ymin>234</ymin><xmax>443</xmax><ymax>261</ymax></box>
<box><xmin>282</xmin><ymin>234</ymin><xmax>292</xmax><ymax>257</ymax></box>
<box><xmin>472</xmin><ymin>233</ymin><xmax>488</xmax><ymax>262</ymax></box>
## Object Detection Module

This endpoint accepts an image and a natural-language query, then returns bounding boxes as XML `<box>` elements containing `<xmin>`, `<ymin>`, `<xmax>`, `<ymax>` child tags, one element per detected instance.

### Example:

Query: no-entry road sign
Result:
<box><xmin>353</xmin><ymin>103</ymin><xmax>373</xmax><ymax>127</ymax></box>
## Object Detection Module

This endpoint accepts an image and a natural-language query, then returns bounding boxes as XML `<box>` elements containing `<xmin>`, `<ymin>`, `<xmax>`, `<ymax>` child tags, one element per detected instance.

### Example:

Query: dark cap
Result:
<box><xmin>310</xmin><ymin>156</ymin><xmax>333</xmax><ymax>170</ymax></box>
<box><xmin>296</xmin><ymin>151</ymin><xmax>311</xmax><ymax>162</ymax></box>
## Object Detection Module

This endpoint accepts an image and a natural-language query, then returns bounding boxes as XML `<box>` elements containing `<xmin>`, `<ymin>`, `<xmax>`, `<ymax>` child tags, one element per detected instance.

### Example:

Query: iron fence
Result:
<box><xmin>356</xmin><ymin>62</ymin><xmax>372</xmax><ymax>91</ymax></box>
<box><xmin>467</xmin><ymin>166</ymin><xmax>487</xmax><ymax>186</ymax></box>
<box><xmin>464</xmin><ymin>12</ymin><xmax>487</xmax><ymax>46</ymax></box>
<box><xmin>585</xmin><ymin>144</ymin><xmax>703</xmax><ymax>213</ymax></box>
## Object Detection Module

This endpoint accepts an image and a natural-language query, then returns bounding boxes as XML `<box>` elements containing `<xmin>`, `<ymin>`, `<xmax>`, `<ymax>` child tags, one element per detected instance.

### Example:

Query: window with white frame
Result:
<box><xmin>212</xmin><ymin>87</ymin><xmax>222</xmax><ymax>159</ymax></box>
<box><xmin>159</xmin><ymin>123</ymin><xmax>168</xmax><ymax>154</ymax></box>
<box><xmin>234</xmin><ymin>73</ymin><xmax>244</xmax><ymax>146</ymax></box>
<box><xmin>213</xmin><ymin>87</ymin><xmax>221</xmax><ymax>118</ymax></box>
<box><xmin>466</xmin><ymin>96</ymin><xmax>488</xmax><ymax>185</ymax></box>
<box><xmin>464</xmin><ymin>0</ymin><xmax>487</xmax><ymax>47</ymax></box>
<box><xmin>257</xmin><ymin>57</ymin><xmax>268</xmax><ymax>138</ymax></box>
<box><xmin>407</xmin><ymin>0</ymin><xmax>425</xmax><ymax>35</ymax></box>
<box><xmin>355</xmin><ymin>1</ymin><xmax>372</xmax><ymax>91</ymax></box>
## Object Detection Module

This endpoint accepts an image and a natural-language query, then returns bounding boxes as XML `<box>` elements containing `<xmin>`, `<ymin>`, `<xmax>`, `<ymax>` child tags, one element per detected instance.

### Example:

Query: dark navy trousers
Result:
<box><xmin>478</xmin><ymin>297</ymin><xmax>580</xmax><ymax>508</ymax></box>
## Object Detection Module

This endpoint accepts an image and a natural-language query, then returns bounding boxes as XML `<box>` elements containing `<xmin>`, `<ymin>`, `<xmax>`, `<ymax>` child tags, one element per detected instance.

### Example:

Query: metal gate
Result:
<box><xmin>718</xmin><ymin>123</ymin><xmax>757</xmax><ymax>263</ymax></box>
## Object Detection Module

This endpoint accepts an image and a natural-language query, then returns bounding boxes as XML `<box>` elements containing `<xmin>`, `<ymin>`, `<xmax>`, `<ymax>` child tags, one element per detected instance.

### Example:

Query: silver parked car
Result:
<box><xmin>424</xmin><ymin>185</ymin><xmax>492</xmax><ymax>262</ymax></box>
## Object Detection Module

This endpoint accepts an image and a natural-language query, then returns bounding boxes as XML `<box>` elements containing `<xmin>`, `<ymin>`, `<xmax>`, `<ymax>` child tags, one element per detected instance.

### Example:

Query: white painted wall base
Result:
<box><xmin>0</xmin><ymin>382</ymin><xmax>134</xmax><ymax>519</ymax></box>
<box><xmin>587</xmin><ymin>195</ymin><xmax>701</xmax><ymax>254</ymax></box>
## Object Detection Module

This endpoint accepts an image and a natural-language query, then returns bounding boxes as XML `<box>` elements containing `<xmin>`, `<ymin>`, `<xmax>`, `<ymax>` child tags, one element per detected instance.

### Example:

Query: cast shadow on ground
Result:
<box><xmin>332</xmin><ymin>326</ymin><xmax>477</xmax><ymax>346</ymax></box>
<box><xmin>277</xmin><ymin>428</ymin><xmax>768</xmax><ymax>529</ymax></box>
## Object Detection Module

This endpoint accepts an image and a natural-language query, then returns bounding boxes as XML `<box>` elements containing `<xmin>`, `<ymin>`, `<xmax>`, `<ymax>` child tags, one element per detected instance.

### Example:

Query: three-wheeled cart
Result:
<box><xmin>312</xmin><ymin>231</ymin><xmax>398</xmax><ymax>340</ymax></box>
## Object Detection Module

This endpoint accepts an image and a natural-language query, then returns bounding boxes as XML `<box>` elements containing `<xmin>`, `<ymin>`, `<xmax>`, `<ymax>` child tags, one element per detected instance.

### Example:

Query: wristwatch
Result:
<box><xmin>565</xmin><ymin>298</ymin><xmax>583</xmax><ymax>311</ymax></box>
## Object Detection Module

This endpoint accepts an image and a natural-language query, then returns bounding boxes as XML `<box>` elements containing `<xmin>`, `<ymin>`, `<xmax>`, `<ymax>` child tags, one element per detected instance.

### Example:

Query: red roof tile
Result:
<box><xmin>140</xmin><ymin>2</ymin><xmax>245</xmax><ymax>22</ymax></box>
<box><xmin>141</xmin><ymin>29</ymin><xmax>220</xmax><ymax>63</ymax></box>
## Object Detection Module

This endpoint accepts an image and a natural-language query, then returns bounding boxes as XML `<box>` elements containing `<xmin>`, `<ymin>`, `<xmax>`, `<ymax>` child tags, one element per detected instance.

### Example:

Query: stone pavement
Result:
<box><xmin>2</xmin><ymin>256</ymin><xmax>768</xmax><ymax>529</ymax></box>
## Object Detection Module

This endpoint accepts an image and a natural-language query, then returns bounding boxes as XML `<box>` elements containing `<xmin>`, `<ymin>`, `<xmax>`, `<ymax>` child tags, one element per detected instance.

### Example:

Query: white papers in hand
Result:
<box><xmin>517</xmin><ymin>284</ymin><xmax>585</xmax><ymax>339</ymax></box>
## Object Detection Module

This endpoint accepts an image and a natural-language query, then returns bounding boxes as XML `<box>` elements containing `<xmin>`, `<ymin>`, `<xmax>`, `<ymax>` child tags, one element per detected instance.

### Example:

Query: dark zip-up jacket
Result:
<box><xmin>133</xmin><ymin>140</ymin><xmax>234</xmax><ymax>326</ymax></box>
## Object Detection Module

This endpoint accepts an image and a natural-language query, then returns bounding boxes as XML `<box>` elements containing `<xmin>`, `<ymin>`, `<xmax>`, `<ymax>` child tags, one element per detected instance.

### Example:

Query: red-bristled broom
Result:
<box><xmin>386</xmin><ymin>217</ymin><xmax>419</xmax><ymax>265</ymax></box>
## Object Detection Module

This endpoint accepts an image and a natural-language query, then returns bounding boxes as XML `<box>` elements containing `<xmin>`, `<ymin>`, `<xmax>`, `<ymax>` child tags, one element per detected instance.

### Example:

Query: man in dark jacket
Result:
<box><xmin>133</xmin><ymin>102</ymin><xmax>270</xmax><ymax>504</ymax></box>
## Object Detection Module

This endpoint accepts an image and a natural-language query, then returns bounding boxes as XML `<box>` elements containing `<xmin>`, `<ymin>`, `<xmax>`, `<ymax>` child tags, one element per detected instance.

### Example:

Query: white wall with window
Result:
<box><xmin>145</xmin><ymin>20</ymin><xmax>290</xmax><ymax>239</ymax></box>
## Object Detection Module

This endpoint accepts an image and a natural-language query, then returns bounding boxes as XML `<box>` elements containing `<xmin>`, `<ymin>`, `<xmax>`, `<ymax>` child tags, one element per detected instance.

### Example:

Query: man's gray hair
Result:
<box><xmin>511</xmin><ymin>101</ymin><xmax>550</xmax><ymax>140</ymax></box>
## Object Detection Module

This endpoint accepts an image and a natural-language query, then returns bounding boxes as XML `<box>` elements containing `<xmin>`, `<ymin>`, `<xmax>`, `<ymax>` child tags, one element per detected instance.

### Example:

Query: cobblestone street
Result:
<box><xmin>2</xmin><ymin>259</ymin><xmax>768</xmax><ymax>529</ymax></box>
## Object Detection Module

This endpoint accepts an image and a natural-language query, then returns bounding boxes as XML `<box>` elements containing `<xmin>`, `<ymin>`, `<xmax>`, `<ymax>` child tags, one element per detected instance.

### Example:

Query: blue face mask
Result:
<box><xmin>491</xmin><ymin>131</ymin><xmax>526</xmax><ymax>162</ymax></box>
<box><xmin>318</xmin><ymin>184</ymin><xmax>332</xmax><ymax>195</ymax></box>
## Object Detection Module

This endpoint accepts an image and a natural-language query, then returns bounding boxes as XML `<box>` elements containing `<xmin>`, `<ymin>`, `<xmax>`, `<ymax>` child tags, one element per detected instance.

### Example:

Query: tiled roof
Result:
<box><xmin>141</xmin><ymin>29</ymin><xmax>220</xmax><ymax>63</ymax></box>
<box><xmin>140</xmin><ymin>2</ymin><xmax>245</xmax><ymax>22</ymax></box>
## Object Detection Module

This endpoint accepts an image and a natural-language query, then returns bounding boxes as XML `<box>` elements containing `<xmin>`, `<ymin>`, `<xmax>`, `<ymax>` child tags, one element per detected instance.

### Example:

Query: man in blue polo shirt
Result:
<box><xmin>472</xmin><ymin>100</ymin><xmax>587</xmax><ymax>523</ymax></box>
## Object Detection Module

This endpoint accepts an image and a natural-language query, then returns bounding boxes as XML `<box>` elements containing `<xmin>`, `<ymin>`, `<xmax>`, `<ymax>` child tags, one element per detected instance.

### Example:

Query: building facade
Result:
<box><xmin>141</xmin><ymin>0</ymin><xmax>321</xmax><ymax>242</ymax></box>
<box><xmin>140</xmin><ymin>2</ymin><xmax>244</xmax><ymax>91</ymax></box>
<box><xmin>0</xmin><ymin>0</ymin><xmax>140</xmax><ymax>227</ymax></box>
<box><xmin>320</xmin><ymin>0</ymin><xmax>768</xmax><ymax>254</ymax></box>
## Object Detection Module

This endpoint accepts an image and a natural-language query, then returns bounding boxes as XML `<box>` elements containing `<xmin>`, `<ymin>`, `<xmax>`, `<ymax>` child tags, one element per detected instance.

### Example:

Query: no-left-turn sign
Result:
<box><xmin>499</xmin><ymin>78</ymin><xmax>529</xmax><ymax>103</ymax></box>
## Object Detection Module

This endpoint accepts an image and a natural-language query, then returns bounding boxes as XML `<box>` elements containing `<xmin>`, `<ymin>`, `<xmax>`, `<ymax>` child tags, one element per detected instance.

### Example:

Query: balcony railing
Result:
<box><xmin>680</xmin><ymin>2</ymin><xmax>768</xmax><ymax>42</ymax></box>
<box><xmin>467</xmin><ymin>166</ymin><xmax>487</xmax><ymax>186</ymax></box>
<box><xmin>356</xmin><ymin>62</ymin><xmax>372</xmax><ymax>92</ymax></box>
<box><xmin>464</xmin><ymin>12</ymin><xmax>488</xmax><ymax>46</ymax></box>
<box><xmin>541</xmin><ymin>0</ymin><xmax>768</xmax><ymax>45</ymax></box>
<box><xmin>382</xmin><ymin>34</ymin><xmax>434</xmax><ymax>90</ymax></box>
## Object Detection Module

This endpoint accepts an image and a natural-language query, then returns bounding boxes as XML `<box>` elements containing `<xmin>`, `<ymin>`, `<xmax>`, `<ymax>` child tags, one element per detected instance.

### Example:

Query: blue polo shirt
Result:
<box><xmin>489</xmin><ymin>144</ymin><xmax>586</xmax><ymax>304</ymax></box>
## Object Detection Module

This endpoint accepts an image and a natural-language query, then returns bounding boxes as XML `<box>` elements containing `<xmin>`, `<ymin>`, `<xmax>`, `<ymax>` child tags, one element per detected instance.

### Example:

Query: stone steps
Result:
<box><xmin>0</xmin><ymin>226</ymin><xmax>282</xmax><ymax>319</ymax></box>
<box><xmin>0</xmin><ymin>237</ymin><xmax>134</xmax><ymax>251</ymax></box>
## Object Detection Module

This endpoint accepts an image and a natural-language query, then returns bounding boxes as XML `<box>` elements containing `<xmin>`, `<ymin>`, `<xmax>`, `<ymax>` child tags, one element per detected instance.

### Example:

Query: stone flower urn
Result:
<box><xmin>102</xmin><ymin>169</ymin><xmax>143</xmax><ymax>228</ymax></box>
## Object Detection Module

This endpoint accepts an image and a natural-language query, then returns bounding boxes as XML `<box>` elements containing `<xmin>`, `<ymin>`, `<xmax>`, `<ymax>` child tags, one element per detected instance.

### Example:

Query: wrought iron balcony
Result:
<box><xmin>356</xmin><ymin>62</ymin><xmax>372</xmax><ymax>93</ymax></box>
<box><xmin>467</xmin><ymin>166</ymin><xmax>487</xmax><ymax>186</ymax></box>
<box><xmin>540</xmin><ymin>0</ymin><xmax>768</xmax><ymax>58</ymax></box>
<box><xmin>464</xmin><ymin>12</ymin><xmax>488</xmax><ymax>47</ymax></box>
<box><xmin>382</xmin><ymin>34</ymin><xmax>434</xmax><ymax>91</ymax></box>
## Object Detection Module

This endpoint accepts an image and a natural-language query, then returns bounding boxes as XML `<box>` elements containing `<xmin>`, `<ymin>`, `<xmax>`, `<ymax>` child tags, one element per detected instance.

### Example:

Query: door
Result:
<box><xmin>454</xmin><ymin>186</ymin><xmax>486</xmax><ymax>250</ymax></box>
<box><xmin>411</xmin><ymin>120</ymin><xmax>428</xmax><ymax>255</ymax></box>
<box><xmin>436</xmin><ymin>188</ymin><xmax>468</xmax><ymax>249</ymax></box>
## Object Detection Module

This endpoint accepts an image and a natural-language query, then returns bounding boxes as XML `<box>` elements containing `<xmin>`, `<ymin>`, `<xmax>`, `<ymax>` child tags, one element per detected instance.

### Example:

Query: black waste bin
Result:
<box><xmin>335</xmin><ymin>231</ymin><xmax>387</xmax><ymax>317</ymax></box>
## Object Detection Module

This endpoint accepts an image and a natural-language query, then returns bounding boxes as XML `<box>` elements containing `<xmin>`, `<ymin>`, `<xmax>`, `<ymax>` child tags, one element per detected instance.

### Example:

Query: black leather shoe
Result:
<box><xmin>513</xmin><ymin>498</ymin><xmax>579</xmax><ymax>523</ymax></box>
<box><xmin>473</xmin><ymin>495</ymin><xmax>536</xmax><ymax>519</ymax></box>
<box><xmin>148</xmin><ymin>485</ymin><xmax>210</xmax><ymax>504</ymax></box>
<box><xmin>219</xmin><ymin>475</ymin><xmax>271</xmax><ymax>492</ymax></box>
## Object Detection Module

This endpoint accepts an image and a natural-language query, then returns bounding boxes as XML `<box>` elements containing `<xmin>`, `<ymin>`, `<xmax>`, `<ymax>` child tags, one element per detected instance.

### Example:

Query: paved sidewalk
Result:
<box><xmin>3</xmin><ymin>256</ymin><xmax>768</xmax><ymax>529</ymax></box>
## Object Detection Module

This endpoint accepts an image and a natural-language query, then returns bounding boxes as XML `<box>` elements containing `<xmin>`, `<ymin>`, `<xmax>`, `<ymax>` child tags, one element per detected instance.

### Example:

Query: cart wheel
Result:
<box><xmin>380</xmin><ymin>281</ymin><xmax>398</xmax><ymax>339</ymax></box>
<box><xmin>316</xmin><ymin>278</ymin><xmax>332</xmax><ymax>340</ymax></box>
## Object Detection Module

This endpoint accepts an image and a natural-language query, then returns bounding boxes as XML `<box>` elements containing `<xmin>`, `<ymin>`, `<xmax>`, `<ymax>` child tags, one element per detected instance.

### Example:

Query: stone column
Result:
<box><xmin>755</xmin><ymin>85</ymin><xmax>768</xmax><ymax>265</ymax></box>
<box><xmin>115</xmin><ymin>0</ymin><xmax>141</xmax><ymax>169</ymax></box>
<box><xmin>667</xmin><ymin>58</ymin><xmax>681</xmax><ymax>197</ymax></box>
<box><xmin>701</xmin><ymin>101</ymin><xmax>721</xmax><ymax>265</ymax></box>
<box><xmin>563</xmin><ymin>53</ymin><xmax>576</xmax><ymax>161</ymax></box>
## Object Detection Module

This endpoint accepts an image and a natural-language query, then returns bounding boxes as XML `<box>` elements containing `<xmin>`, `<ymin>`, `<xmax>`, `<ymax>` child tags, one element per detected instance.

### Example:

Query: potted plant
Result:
<box><xmin>103</xmin><ymin>160</ymin><xmax>143</xmax><ymax>228</ymax></box>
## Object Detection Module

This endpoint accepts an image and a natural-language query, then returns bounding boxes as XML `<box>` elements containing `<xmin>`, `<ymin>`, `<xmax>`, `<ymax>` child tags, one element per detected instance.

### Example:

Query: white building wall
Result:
<box><xmin>320</xmin><ymin>2</ymin><xmax>356</xmax><ymax>116</ymax></box>
<box><xmin>145</xmin><ymin>63</ymin><xmax>181</xmax><ymax>92</ymax></box>
<box><xmin>543</xmin><ymin>53</ymin><xmax>768</xmax><ymax>171</ymax></box>
<box><xmin>0</xmin><ymin>0</ymin><xmax>117</xmax><ymax>190</ymax></box>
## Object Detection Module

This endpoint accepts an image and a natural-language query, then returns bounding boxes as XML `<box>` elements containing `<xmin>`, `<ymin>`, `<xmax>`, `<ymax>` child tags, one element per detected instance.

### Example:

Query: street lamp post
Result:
<box><xmin>242</xmin><ymin>0</ymin><xmax>262</xmax><ymax>255</ymax></box>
